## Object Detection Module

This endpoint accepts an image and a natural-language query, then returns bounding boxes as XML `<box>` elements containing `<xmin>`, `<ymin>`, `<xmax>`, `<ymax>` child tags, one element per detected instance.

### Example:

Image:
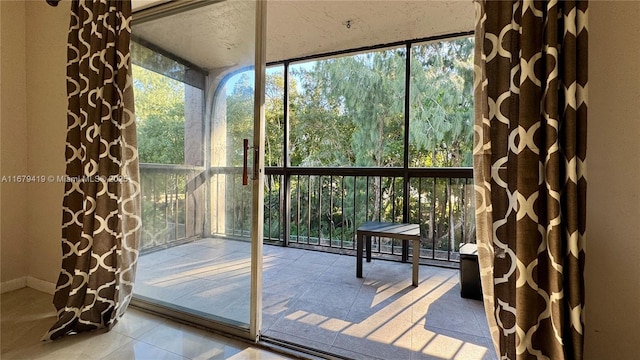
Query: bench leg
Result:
<box><xmin>412</xmin><ymin>239</ymin><xmax>420</xmax><ymax>286</ymax></box>
<box><xmin>366</xmin><ymin>235</ymin><xmax>372</xmax><ymax>262</ymax></box>
<box><xmin>402</xmin><ymin>239</ymin><xmax>408</xmax><ymax>262</ymax></box>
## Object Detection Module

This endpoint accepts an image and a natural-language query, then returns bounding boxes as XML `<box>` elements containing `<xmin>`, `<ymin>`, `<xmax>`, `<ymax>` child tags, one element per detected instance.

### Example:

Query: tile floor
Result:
<box><xmin>135</xmin><ymin>239</ymin><xmax>497</xmax><ymax>360</ymax></box>
<box><xmin>0</xmin><ymin>287</ymin><xmax>291</xmax><ymax>360</ymax></box>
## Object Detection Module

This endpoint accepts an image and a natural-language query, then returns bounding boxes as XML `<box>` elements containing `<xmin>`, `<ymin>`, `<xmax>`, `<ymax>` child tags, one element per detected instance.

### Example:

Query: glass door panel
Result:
<box><xmin>131</xmin><ymin>0</ymin><xmax>264</xmax><ymax>338</ymax></box>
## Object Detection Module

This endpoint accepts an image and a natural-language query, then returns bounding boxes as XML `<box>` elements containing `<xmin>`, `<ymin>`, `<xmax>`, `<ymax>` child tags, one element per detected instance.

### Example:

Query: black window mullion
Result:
<box><xmin>402</xmin><ymin>43</ymin><xmax>411</xmax><ymax>262</ymax></box>
<box><xmin>282</xmin><ymin>62</ymin><xmax>291</xmax><ymax>247</ymax></box>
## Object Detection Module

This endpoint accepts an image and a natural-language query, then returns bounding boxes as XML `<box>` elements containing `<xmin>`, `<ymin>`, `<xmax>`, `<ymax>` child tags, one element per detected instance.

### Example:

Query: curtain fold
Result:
<box><xmin>44</xmin><ymin>0</ymin><xmax>141</xmax><ymax>341</ymax></box>
<box><xmin>473</xmin><ymin>1</ymin><xmax>587</xmax><ymax>358</ymax></box>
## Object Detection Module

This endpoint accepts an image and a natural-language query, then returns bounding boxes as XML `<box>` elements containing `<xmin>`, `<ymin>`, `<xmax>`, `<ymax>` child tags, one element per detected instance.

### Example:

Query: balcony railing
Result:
<box><xmin>139</xmin><ymin>164</ymin><xmax>475</xmax><ymax>265</ymax></box>
<box><xmin>264</xmin><ymin>167</ymin><xmax>475</xmax><ymax>264</ymax></box>
<box><xmin>139</xmin><ymin>163</ymin><xmax>206</xmax><ymax>249</ymax></box>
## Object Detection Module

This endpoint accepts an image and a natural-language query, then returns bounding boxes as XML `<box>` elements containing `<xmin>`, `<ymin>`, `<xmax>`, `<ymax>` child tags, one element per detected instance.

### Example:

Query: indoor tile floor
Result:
<box><xmin>135</xmin><ymin>239</ymin><xmax>496</xmax><ymax>360</ymax></box>
<box><xmin>0</xmin><ymin>287</ymin><xmax>291</xmax><ymax>360</ymax></box>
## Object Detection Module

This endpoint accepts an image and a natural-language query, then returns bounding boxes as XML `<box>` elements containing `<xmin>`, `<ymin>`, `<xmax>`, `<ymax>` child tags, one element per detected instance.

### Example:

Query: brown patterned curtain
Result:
<box><xmin>43</xmin><ymin>0</ymin><xmax>141</xmax><ymax>341</ymax></box>
<box><xmin>473</xmin><ymin>1</ymin><xmax>587</xmax><ymax>358</ymax></box>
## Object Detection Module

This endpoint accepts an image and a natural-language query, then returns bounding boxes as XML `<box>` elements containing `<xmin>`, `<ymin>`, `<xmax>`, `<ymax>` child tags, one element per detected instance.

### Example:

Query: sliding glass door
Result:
<box><xmin>130</xmin><ymin>0</ymin><xmax>265</xmax><ymax>339</ymax></box>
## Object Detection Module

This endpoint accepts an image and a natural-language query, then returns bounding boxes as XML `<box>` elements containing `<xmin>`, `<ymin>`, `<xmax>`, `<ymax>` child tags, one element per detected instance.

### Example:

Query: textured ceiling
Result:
<box><xmin>134</xmin><ymin>1</ymin><xmax>256</xmax><ymax>70</ymax></box>
<box><xmin>133</xmin><ymin>0</ymin><xmax>475</xmax><ymax>71</ymax></box>
<box><xmin>267</xmin><ymin>1</ymin><xmax>475</xmax><ymax>62</ymax></box>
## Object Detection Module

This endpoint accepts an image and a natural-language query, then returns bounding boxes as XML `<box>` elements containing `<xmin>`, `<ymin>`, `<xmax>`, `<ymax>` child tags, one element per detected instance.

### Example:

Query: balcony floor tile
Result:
<box><xmin>134</xmin><ymin>238</ymin><xmax>496</xmax><ymax>360</ymax></box>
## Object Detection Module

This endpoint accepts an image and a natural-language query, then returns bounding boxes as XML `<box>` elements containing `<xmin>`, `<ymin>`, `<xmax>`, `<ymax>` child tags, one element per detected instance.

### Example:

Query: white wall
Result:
<box><xmin>0</xmin><ymin>0</ymin><xmax>67</xmax><ymax>292</ymax></box>
<box><xmin>584</xmin><ymin>1</ymin><xmax>640</xmax><ymax>359</ymax></box>
<box><xmin>0</xmin><ymin>1</ymin><xmax>638</xmax><ymax>357</ymax></box>
<box><xmin>24</xmin><ymin>0</ymin><xmax>69</xmax><ymax>286</ymax></box>
<box><xmin>0</xmin><ymin>0</ymin><xmax>29</xmax><ymax>288</ymax></box>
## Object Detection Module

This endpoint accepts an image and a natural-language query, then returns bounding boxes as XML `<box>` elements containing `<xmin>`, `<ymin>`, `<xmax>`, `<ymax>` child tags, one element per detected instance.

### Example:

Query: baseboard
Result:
<box><xmin>27</xmin><ymin>277</ymin><xmax>56</xmax><ymax>294</ymax></box>
<box><xmin>0</xmin><ymin>276</ymin><xmax>55</xmax><ymax>295</ymax></box>
<box><xmin>0</xmin><ymin>277</ymin><xmax>27</xmax><ymax>294</ymax></box>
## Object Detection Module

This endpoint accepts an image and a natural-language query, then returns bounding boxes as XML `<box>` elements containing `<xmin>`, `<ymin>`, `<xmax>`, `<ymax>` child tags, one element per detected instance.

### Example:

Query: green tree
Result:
<box><xmin>287</xmin><ymin>38</ymin><xmax>474</xmax><ymax>169</ymax></box>
<box><xmin>226</xmin><ymin>72</ymin><xmax>254</xmax><ymax>167</ymax></box>
<box><xmin>311</xmin><ymin>49</ymin><xmax>406</xmax><ymax>168</ymax></box>
<box><xmin>133</xmin><ymin>64</ymin><xmax>186</xmax><ymax>164</ymax></box>
<box><xmin>410</xmin><ymin>38</ymin><xmax>474</xmax><ymax>167</ymax></box>
<box><xmin>289</xmin><ymin>64</ymin><xmax>355</xmax><ymax>167</ymax></box>
<box><xmin>225</xmin><ymin>69</ymin><xmax>295</xmax><ymax>168</ymax></box>
<box><xmin>265</xmin><ymin>69</ymin><xmax>285</xmax><ymax>167</ymax></box>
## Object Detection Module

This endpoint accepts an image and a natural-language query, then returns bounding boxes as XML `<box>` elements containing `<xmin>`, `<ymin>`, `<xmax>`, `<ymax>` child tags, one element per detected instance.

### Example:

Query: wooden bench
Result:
<box><xmin>356</xmin><ymin>221</ymin><xmax>421</xmax><ymax>286</ymax></box>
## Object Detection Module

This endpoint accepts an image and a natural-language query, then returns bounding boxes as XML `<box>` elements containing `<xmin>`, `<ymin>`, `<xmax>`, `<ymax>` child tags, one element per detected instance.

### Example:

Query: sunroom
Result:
<box><xmin>131</xmin><ymin>0</ymin><xmax>490</xmax><ymax>358</ymax></box>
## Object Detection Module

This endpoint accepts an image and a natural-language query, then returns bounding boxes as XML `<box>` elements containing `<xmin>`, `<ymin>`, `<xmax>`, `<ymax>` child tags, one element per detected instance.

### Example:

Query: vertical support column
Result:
<box><xmin>184</xmin><ymin>82</ymin><xmax>204</xmax><ymax>238</ymax></box>
<box><xmin>402</xmin><ymin>43</ymin><xmax>412</xmax><ymax>262</ymax></box>
<box><xmin>282</xmin><ymin>62</ymin><xmax>291</xmax><ymax>247</ymax></box>
<box><xmin>208</xmin><ymin>78</ymin><xmax>228</xmax><ymax>236</ymax></box>
<box><xmin>412</xmin><ymin>237</ymin><xmax>420</xmax><ymax>286</ymax></box>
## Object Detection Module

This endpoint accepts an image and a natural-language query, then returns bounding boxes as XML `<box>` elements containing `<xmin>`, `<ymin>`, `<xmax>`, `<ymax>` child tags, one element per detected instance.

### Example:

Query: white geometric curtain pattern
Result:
<box><xmin>44</xmin><ymin>0</ymin><xmax>141</xmax><ymax>341</ymax></box>
<box><xmin>473</xmin><ymin>0</ymin><xmax>587</xmax><ymax>358</ymax></box>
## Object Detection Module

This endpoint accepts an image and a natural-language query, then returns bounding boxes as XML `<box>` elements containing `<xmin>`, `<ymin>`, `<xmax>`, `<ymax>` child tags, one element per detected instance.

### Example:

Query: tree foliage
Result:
<box><xmin>265</xmin><ymin>70</ymin><xmax>285</xmax><ymax>167</ymax></box>
<box><xmin>288</xmin><ymin>65</ymin><xmax>356</xmax><ymax>167</ymax></box>
<box><xmin>133</xmin><ymin>64</ymin><xmax>186</xmax><ymax>164</ymax></box>
<box><xmin>148</xmin><ymin>36</ymin><xmax>475</xmax><ymax>169</ymax></box>
<box><xmin>304</xmin><ymin>49</ymin><xmax>407</xmax><ymax>167</ymax></box>
<box><xmin>226</xmin><ymin>72</ymin><xmax>254</xmax><ymax>167</ymax></box>
<box><xmin>262</xmin><ymin>37</ymin><xmax>474</xmax><ymax>169</ymax></box>
<box><xmin>410</xmin><ymin>38</ymin><xmax>474</xmax><ymax>167</ymax></box>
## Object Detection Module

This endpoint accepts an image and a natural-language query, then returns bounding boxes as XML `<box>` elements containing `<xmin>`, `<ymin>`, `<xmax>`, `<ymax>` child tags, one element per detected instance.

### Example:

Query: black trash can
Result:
<box><xmin>459</xmin><ymin>243</ymin><xmax>482</xmax><ymax>300</ymax></box>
